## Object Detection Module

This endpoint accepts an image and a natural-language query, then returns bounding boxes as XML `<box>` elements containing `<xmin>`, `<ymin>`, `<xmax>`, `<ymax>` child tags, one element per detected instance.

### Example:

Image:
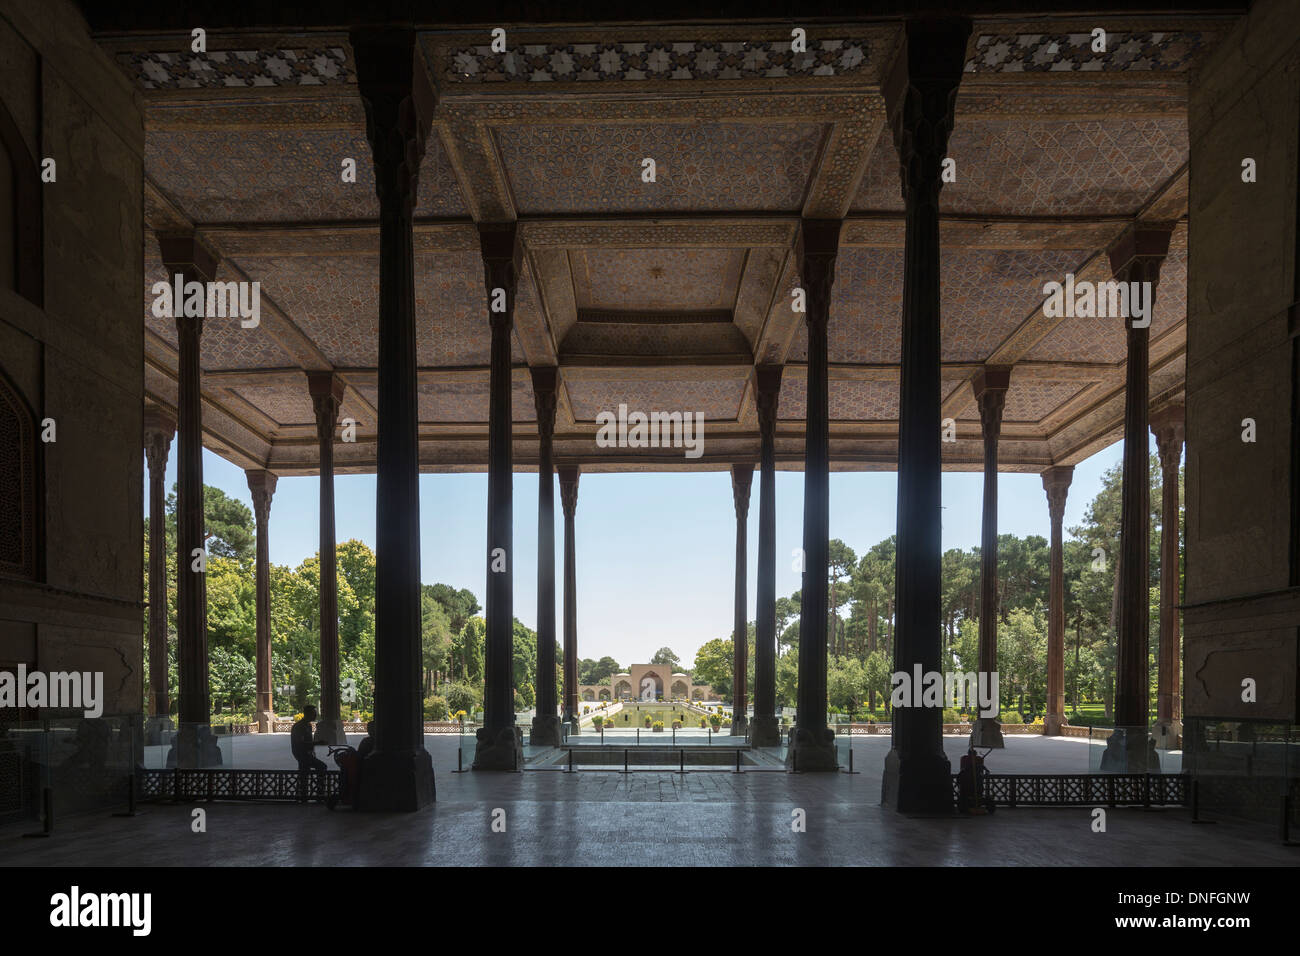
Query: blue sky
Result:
<box><xmin>151</xmin><ymin>433</ymin><xmax>1154</xmax><ymax>669</ymax></box>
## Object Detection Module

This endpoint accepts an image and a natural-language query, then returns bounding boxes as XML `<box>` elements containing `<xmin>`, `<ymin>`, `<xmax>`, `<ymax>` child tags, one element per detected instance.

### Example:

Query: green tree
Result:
<box><xmin>826</xmin><ymin>539</ymin><xmax>857</xmax><ymax>655</ymax></box>
<box><xmin>199</xmin><ymin>485</ymin><xmax>255</xmax><ymax>560</ymax></box>
<box><xmin>693</xmin><ymin>637</ymin><xmax>733</xmax><ymax>701</ymax></box>
<box><xmin>209</xmin><ymin>644</ymin><xmax>256</xmax><ymax>713</ymax></box>
<box><xmin>649</xmin><ymin>646</ymin><xmax>680</xmax><ymax>668</ymax></box>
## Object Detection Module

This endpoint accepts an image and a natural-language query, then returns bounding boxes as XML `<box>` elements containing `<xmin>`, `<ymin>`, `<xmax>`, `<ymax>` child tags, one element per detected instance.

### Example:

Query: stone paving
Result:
<box><xmin>2</xmin><ymin>731</ymin><xmax>1278</xmax><ymax>868</ymax></box>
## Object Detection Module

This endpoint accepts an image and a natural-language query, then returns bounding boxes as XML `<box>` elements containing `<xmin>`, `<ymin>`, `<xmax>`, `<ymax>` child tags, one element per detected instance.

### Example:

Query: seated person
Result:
<box><xmin>357</xmin><ymin>722</ymin><xmax>376</xmax><ymax>760</ymax></box>
<box><xmin>291</xmin><ymin>706</ymin><xmax>326</xmax><ymax>772</ymax></box>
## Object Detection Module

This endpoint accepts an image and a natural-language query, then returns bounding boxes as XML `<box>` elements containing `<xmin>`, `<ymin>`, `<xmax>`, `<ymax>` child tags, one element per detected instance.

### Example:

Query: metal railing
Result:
<box><xmin>956</xmin><ymin>772</ymin><xmax>1188</xmax><ymax>807</ymax></box>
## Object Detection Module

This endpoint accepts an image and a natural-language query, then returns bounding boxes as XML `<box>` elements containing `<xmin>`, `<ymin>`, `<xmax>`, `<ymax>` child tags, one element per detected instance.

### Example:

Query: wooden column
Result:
<box><xmin>143</xmin><ymin>405</ymin><xmax>175</xmax><ymax>735</ymax></box>
<box><xmin>880</xmin><ymin>17</ymin><xmax>970</xmax><ymax>811</ymax></box>
<box><xmin>970</xmin><ymin>366</ymin><xmax>1010</xmax><ymax>748</ymax></box>
<box><xmin>308</xmin><ymin>372</ymin><xmax>346</xmax><ymax>744</ymax></box>
<box><xmin>787</xmin><ymin>219</ymin><xmax>841</xmax><ymax>773</ymax></box>
<box><xmin>1106</xmin><ymin>224</ymin><xmax>1172</xmax><ymax>771</ymax></box>
<box><xmin>1042</xmin><ymin>465</ymin><xmax>1073</xmax><ymax>736</ymax></box>
<box><xmin>559</xmin><ymin>465</ymin><xmax>581</xmax><ymax>729</ymax></box>
<box><xmin>473</xmin><ymin>222</ymin><xmax>524</xmax><ymax>771</ymax></box>
<box><xmin>530</xmin><ymin>367</ymin><xmax>561</xmax><ymax>747</ymax></box>
<box><xmin>751</xmin><ymin>365</ymin><xmax>783</xmax><ymax>746</ymax></box>
<box><xmin>246</xmin><ymin>469</ymin><xmax>277</xmax><ymax>734</ymax></box>
<box><xmin>1150</xmin><ymin>403</ymin><xmax>1185</xmax><ymax>746</ymax></box>
<box><xmin>731</xmin><ymin>464</ymin><xmax>753</xmax><ymax>735</ymax></box>
<box><xmin>352</xmin><ymin>26</ymin><xmax>436</xmax><ymax>809</ymax></box>
<box><xmin>157</xmin><ymin>233</ymin><xmax>219</xmax><ymax>769</ymax></box>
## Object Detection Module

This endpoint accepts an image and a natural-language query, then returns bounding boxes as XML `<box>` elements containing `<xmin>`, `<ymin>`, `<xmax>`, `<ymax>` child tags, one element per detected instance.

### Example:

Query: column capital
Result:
<box><xmin>1107</xmin><ymin>223</ymin><xmax>1175</xmax><ymax>304</ymax></box>
<box><xmin>531</xmin><ymin>366</ymin><xmax>559</xmax><ymax>439</ymax></box>
<box><xmin>755</xmin><ymin>364</ymin><xmax>783</xmax><ymax>435</ymax></box>
<box><xmin>1041</xmin><ymin>465</ymin><xmax>1074</xmax><ymax>523</ymax></box>
<box><xmin>479</xmin><ymin>221</ymin><xmax>522</xmax><ymax>331</ymax></box>
<box><xmin>1149</xmin><ymin>403</ymin><xmax>1186</xmax><ymax>471</ymax></box>
<box><xmin>142</xmin><ymin>405</ymin><xmax>176</xmax><ymax>477</ymax></box>
<box><xmin>306</xmin><ymin>372</ymin><xmax>346</xmax><ymax>440</ymax></box>
<box><xmin>972</xmin><ymin>365</ymin><xmax>1011</xmax><ymax>438</ymax></box>
<box><xmin>246</xmin><ymin>469</ymin><xmax>278</xmax><ymax>524</ymax></box>
<box><xmin>156</xmin><ymin>232</ymin><xmax>220</xmax><ymax>284</ymax></box>
<box><xmin>731</xmin><ymin>463</ymin><xmax>754</xmax><ymax>520</ymax></box>
<box><xmin>883</xmin><ymin>17</ymin><xmax>971</xmax><ymax>202</ymax></box>
<box><xmin>351</xmin><ymin>27</ymin><xmax>434</xmax><ymax>213</ymax></box>
<box><xmin>796</xmin><ymin>220</ymin><xmax>841</xmax><ymax>330</ymax></box>
<box><xmin>558</xmin><ymin>464</ymin><xmax>580</xmax><ymax>517</ymax></box>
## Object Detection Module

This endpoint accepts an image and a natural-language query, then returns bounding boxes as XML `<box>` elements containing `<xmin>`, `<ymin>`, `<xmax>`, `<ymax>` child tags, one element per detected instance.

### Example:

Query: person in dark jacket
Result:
<box><xmin>291</xmin><ymin>705</ymin><xmax>326</xmax><ymax>772</ymax></box>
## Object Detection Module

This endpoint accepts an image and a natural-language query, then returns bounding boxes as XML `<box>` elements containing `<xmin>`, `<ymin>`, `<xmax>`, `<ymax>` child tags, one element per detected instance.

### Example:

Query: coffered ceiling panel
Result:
<box><xmin>495</xmin><ymin>121</ymin><xmax>828</xmax><ymax>214</ymax></box>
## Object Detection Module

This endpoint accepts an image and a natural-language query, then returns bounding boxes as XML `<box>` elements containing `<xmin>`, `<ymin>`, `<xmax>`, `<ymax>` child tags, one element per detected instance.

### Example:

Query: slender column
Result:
<box><xmin>143</xmin><ymin>405</ymin><xmax>175</xmax><ymax>740</ymax></box>
<box><xmin>246</xmin><ymin>470</ymin><xmax>278</xmax><ymax>734</ymax></box>
<box><xmin>730</xmin><ymin>464</ymin><xmax>753</xmax><ymax>735</ymax></box>
<box><xmin>1106</xmin><ymin>224</ymin><xmax>1172</xmax><ymax>772</ymax></box>
<box><xmin>880</xmin><ymin>17</ymin><xmax>969</xmax><ymax>811</ymax></box>
<box><xmin>1042</xmin><ymin>466</ymin><xmax>1073</xmax><ymax>736</ymax></box>
<box><xmin>307</xmin><ymin>373</ymin><xmax>346</xmax><ymax>744</ymax></box>
<box><xmin>157</xmin><ymin>233</ymin><xmax>219</xmax><ymax>769</ymax></box>
<box><xmin>530</xmin><ymin>368</ymin><xmax>562</xmax><ymax>747</ymax></box>
<box><xmin>559</xmin><ymin>465</ymin><xmax>580</xmax><ymax>728</ymax></box>
<box><xmin>751</xmin><ymin>366</ymin><xmax>783</xmax><ymax>746</ymax></box>
<box><xmin>352</xmin><ymin>26</ymin><xmax>436</xmax><ymax>809</ymax></box>
<box><xmin>786</xmin><ymin>219</ymin><xmax>841</xmax><ymax>773</ymax></box>
<box><xmin>1150</xmin><ymin>404</ymin><xmax>1185</xmax><ymax>747</ymax></box>
<box><xmin>473</xmin><ymin>223</ymin><xmax>524</xmax><ymax>771</ymax></box>
<box><xmin>970</xmin><ymin>366</ymin><xmax>1010</xmax><ymax>748</ymax></box>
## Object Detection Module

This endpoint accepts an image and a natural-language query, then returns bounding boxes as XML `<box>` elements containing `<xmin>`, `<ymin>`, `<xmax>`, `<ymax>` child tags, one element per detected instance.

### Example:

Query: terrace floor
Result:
<box><xmin>4</xmin><ymin>733</ymin><xmax>1281</xmax><ymax>868</ymax></box>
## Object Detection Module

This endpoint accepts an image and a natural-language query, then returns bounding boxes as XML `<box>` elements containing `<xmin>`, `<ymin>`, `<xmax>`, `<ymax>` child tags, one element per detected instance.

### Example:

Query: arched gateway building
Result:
<box><xmin>0</xmin><ymin>0</ymin><xmax>1296</xmax><ymax>837</ymax></box>
<box><xmin>581</xmin><ymin>668</ymin><xmax>715</xmax><ymax>702</ymax></box>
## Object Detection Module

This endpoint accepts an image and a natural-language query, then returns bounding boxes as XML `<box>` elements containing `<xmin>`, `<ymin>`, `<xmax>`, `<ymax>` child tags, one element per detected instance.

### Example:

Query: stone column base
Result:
<box><xmin>170</xmin><ymin>723</ymin><xmax>222</xmax><ymax>769</ymax></box>
<box><xmin>749</xmin><ymin>714</ymin><xmax>781</xmax><ymax>747</ymax></box>
<box><xmin>313</xmin><ymin>718</ymin><xmax>347</xmax><ymax>745</ymax></box>
<box><xmin>529</xmin><ymin>714</ymin><xmax>563</xmax><ymax>748</ymax></box>
<box><xmin>969</xmin><ymin>716</ymin><xmax>1005</xmax><ymax>748</ymax></box>
<box><xmin>1152</xmin><ymin>719</ymin><xmax>1182</xmax><ymax>751</ymax></box>
<box><xmin>358</xmin><ymin>748</ymin><xmax>436</xmax><ymax>811</ymax></box>
<box><xmin>1099</xmin><ymin>728</ymin><xmax>1162</xmax><ymax>772</ymax></box>
<box><xmin>143</xmin><ymin>715</ymin><xmax>173</xmax><ymax>746</ymax></box>
<box><xmin>784</xmin><ymin>725</ymin><xmax>839</xmax><ymax>772</ymax></box>
<box><xmin>256</xmin><ymin>711</ymin><xmax>276</xmax><ymax>734</ymax></box>
<box><xmin>1044</xmin><ymin>713</ymin><xmax>1068</xmax><ymax>736</ymax></box>
<box><xmin>881</xmin><ymin>747</ymin><xmax>953</xmax><ymax>813</ymax></box>
<box><xmin>473</xmin><ymin>725</ymin><xmax>524</xmax><ymax>771</ymax></box>
<box><xmin>730</xmin><ymin>715</ymin><xmax>748</xmax><ymax>736</ymax></box>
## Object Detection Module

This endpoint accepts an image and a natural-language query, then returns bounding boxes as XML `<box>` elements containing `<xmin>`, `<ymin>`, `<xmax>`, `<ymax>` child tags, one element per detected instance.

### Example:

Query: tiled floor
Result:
<box><xmin>0</xmin><ymin>733</ymin><xmax>1281</xmax><ymax>867</ymax></box>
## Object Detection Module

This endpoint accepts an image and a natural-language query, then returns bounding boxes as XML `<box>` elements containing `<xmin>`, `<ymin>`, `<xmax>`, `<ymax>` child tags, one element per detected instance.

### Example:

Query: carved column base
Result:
<box><xmin>1044</xmin><ymin>713</ymin><xmax>1069</xmax><ymax>737</ymax></box>
<box><xmin>749</xmin><ymin>715</ymin><xmax>781</xmax><ymax>747</ymax></box>
<box><xmin>1152</xmin><ymin>719</ymin><xmax>1182</xmax><ymax>751</ymax></box>
<box><xmin>730</xmin><ymin>715</ymin><xmax>748</xmax><ymax>737</ymax></box>
<box><xmin>881</xmin><ymin>747</ymin><xmax>953</xmax><ymax>813</ymax></box>
<box><xmin>313</xmin><ymin>718</ymin><xmax>347</xmax><ymax>746</ymax></box>
<box><xmin>256</xmin><ymin>711</ymin><xmax>276</xmax><ymax>734</ymax></box>
<box><xmin>1099</xmin><ymin>727</ymin><xmax>1163</xmax><ymax>773</ymax></box>
<box><xmin>784</xmin><ymin>725</ymin><xmax>839</xmax><ymax>772</ymax></box>
<box><xmin>169</xmin><ymin>723</ymin><xmax>221</xmax><ymax>769</ymax></box>
<box><xmin>358</xmin><ymin>748</ymin><xmax>436</xmax><ymax>811</ymax></box>
<box><xmin>473</xmin><ymin>725</ymin><xmax>524</xmax><ymax>771</ymax></box>
<box><xmin>969</xmin><ymin>717</ymin><xmax>1005</xmax><ymax>749</ymax></box>
<box><xmin>529</xmin><ymin>715</ymin><xmax>562</xmax><ymax>748</ymax></box>
<box><xmin>143</xmin><ymin>715</ymin><xmax>173</xmax><ymax>746</ymax></box>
